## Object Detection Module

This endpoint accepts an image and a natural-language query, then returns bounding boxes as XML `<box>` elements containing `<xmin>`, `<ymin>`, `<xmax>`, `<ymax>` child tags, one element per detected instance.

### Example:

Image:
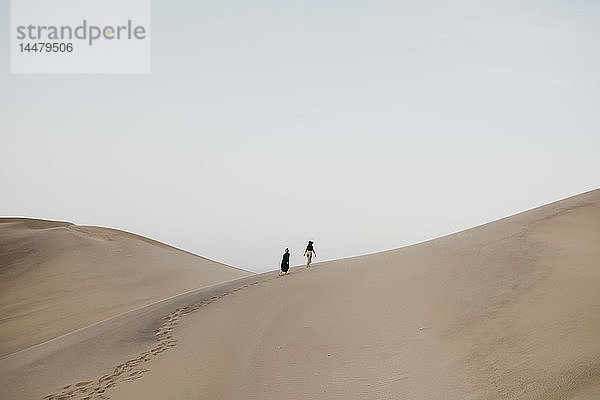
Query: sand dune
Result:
<box><xmin>1</xmin><ymin>189</ymin><xmax>599</xmax><ymax>400</ymax></box>
<box><xmin>0</xmin><ymin>219</ymin><xmax>251</xmax><ymax>357</ymax></box>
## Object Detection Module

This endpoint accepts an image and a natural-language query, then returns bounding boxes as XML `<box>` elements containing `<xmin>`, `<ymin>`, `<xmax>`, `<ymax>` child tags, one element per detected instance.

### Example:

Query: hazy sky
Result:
<box><xmin>1</xmin><ymin>0</ymin><xmax>599</xmax><ymax>272</ymax></box>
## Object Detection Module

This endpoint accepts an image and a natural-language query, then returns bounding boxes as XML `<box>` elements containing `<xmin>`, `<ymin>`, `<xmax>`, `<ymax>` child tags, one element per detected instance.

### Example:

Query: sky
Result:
<box><xmin>1</xmin><ymin>0</ymin><xmax>599</xmax><ymax>272</ymax></box>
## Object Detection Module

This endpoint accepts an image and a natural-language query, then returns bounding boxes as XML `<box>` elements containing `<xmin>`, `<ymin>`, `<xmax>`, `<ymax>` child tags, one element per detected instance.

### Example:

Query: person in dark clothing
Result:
<box><xmin>304</xmin><ymin>241</ymin><xmax>316</xmax><ymax>267</ymax></box>
<box><xmin>279</xmin><ymin>248</ymin><xmax>290</xmax><ymax>276</ymax></box>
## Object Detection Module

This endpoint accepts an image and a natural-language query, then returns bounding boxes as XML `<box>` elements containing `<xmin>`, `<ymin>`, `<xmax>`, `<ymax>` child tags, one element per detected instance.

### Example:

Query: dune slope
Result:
<box><xmin>1</xmin><ymin>189</ymin><xmax>599</xmax><ymax>400</ymax></box>
<box><xmin>109</xmin><ymin>189</ymin><xmax>600</xmax><ymax>400</ymax></box>
<box><xmin>0</xmin><ymin>219</ymin><xmax>251</xmax><ymax>357</ymax></box>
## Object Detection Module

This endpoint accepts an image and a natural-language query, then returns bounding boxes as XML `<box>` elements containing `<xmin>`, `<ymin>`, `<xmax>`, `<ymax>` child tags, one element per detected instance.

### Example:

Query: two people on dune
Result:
<box><xmin>278</xmin><ymin>241</ymin><xmax>316</xmax><ymax>276</ymax></box>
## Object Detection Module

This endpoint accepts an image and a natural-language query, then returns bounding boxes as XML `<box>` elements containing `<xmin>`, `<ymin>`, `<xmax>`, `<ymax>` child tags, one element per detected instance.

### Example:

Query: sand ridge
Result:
<box><xmin>40</xmin><ymin>272</ymin><xmax>282</xmax><ymax>400</ymax></box>
<box><xmin>1</xmin><ymin>189</ymin><xmax>599</xmax><ymax>400</ymax></box>
<box><xmin>109</xmin><ymin>189</ymin><xmax>600</xmax><ymax>400</ymax></box>
<box><xmin>0</xmin><ymin>218</ymin><xmax>251</xmax><ymax>356</ymax></box>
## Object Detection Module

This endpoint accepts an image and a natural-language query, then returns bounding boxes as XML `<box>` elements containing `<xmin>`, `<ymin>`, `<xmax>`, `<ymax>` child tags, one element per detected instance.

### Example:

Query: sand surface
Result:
<box><xmin>1</xmin><ymin>190</ymin><xmax>599</xmax><ymax>399</ymax></box>
<box><xmin>0</xmin><ymin>219</ymin><xmax>251</xmax><ymax>357</ymax></box>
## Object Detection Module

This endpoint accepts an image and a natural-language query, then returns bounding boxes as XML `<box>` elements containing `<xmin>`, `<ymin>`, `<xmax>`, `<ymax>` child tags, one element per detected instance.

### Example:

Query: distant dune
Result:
<box><xmin>1</xmin><ymin>190</ymin><xmax>599</xmax><ymax>400</ymax></box>
<box><xmin>0</xmin><ymin>219</ymin><xmax>251</xmax><ymax>357</ymax></box>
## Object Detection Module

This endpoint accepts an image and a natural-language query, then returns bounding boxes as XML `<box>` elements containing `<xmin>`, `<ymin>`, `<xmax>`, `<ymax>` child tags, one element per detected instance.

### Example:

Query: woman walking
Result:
<box><xmin>279</xmin><ymin>248</ymin><xmax>290</xmax><ymax>276</ymax></box>
<box><xmin>304</xmin><ymin>241</ymin><xmax>316</xmax><ymax>267</ymax></box>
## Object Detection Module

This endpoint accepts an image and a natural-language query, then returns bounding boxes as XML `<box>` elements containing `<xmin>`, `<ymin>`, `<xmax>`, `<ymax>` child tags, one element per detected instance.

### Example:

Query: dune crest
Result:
<box><xmin>1</xmin><ymin>189</ymin><xmax>599</xmax><ymax>400</ymax></box>
<box><xmin>111</xmin><ymin>189</ymin><xmax>600</xmax><ymax>400</ymax></box>
<box><xmin>0</xmin><ymin>218</ymin><xmax>251</xmax><ymax>357</ymax></box>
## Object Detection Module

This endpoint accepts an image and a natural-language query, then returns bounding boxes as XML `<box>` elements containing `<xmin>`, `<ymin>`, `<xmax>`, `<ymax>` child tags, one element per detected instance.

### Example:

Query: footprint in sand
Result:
<box><xmin>47</xmin><ymin>279</ymin><xmax>261</xmax><ymax>400</ymax></box>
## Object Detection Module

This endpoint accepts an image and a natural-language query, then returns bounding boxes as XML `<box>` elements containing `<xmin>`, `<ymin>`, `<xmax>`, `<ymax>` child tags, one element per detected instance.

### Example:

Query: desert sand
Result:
<box><xmin>1</xmin><ymin>189</ymin><xmax>599</xmax><ymax>400</ymax></box>
<box><xmin>0</xmin><ymin>219</ymin><xmax>251</xmax><ymax>357</ymax></box>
